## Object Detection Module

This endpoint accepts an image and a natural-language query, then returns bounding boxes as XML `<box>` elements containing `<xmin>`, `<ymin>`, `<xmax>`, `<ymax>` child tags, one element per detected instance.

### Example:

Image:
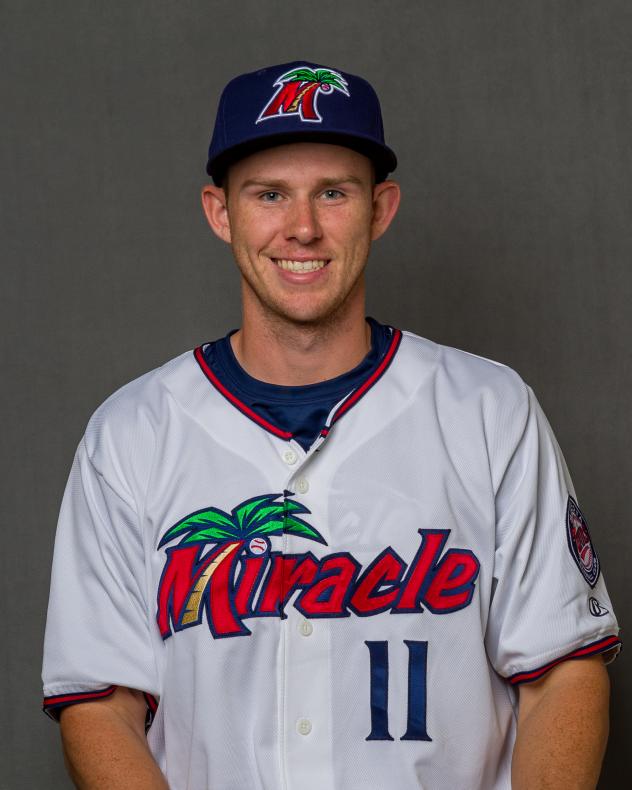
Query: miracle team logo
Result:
<box><xmin>156</xmin><ymin>494</ymin><xmax>481</xmax><ymax>640</ymax></box>
<box><xmin>566</xmin><ymin>496</ymin><xmax>600</xmax><ymax>588</ymax></box>
<box><xmin>257</xmin><ymin>65</ymin><xmax>350</xmax><ymax>124</ymax></box>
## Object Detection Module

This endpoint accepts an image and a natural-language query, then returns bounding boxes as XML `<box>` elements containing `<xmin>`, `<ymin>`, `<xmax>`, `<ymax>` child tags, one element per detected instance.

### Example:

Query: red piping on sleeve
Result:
<box><xmin>508</xmin><ymin>635</ymin><xmax>621</xmax><ymax>685</ymax></box>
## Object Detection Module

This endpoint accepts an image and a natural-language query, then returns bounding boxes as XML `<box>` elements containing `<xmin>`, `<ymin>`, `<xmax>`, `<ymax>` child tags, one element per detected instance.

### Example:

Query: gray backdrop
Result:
<box><xmin>2</xmin><ymin>1</ymin><xmax>630</xmax><ymax>787</ymax></box>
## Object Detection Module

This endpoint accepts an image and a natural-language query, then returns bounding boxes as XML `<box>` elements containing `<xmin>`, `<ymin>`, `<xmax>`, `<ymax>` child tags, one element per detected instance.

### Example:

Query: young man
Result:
<box><xmin>43</xmin><ymin>62</ymin><xmax>620</xmax><ymax>789</ymax></box>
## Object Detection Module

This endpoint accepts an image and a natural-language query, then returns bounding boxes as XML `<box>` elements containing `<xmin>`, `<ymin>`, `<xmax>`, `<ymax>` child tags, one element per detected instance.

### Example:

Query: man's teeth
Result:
<box><xmin>275</xmin><ymin>259</ymin><xmax>326</xmax><ymax>272</ymax></box>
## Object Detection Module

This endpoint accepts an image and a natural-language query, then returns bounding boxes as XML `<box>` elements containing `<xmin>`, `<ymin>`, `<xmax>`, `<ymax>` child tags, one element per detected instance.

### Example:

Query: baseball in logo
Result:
<box><xmin>248</xmin><ymin>537</ymin><xmax>269</xmax><ymax>555</ymax></box>
<box><xmin>257</xmin><ymin>65</ymin><xmax>350</xmax><ymax>124</ymax></box>
<box><xmin>566</xmin><ymin>496</ymin><xmax>600</xmax><ymax>587</ymax></box>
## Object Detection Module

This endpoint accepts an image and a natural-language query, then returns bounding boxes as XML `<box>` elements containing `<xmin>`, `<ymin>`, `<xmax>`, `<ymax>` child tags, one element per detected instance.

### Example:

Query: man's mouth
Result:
<box><xmin>273</xmin><ymin>259</ymin><xmax>328</xmax><ymax>273</ymax></box>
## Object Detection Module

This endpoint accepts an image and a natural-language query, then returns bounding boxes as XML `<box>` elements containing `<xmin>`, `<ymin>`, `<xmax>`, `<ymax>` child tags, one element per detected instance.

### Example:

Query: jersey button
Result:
<box><xmin>283</xmin><ymin>448</ymin><xmax>298</xmax><ymax>465</ymax></box>
<box><xmin>295</xmin><ymin>477</ymin><xmax>309</xmax><ymax>494</ymax></box>
<box><xmin>296</xmin><ymin>718</ymin><xmax>312</xmax><ymax>736</ymax></box>
<box><xmin>299</xmin><ymin>619</ymin><xmax>313</xmax><ymax>636</ymax></box>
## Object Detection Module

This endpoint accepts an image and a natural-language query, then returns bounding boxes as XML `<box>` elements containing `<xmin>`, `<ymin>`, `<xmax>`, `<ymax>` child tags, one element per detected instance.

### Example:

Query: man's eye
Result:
<box><xmin>260</xmin><ymin>191</ymin><xmax>281</xmax><ymax>202</ymax></box>
<box><xmin>323</xmin><ymin>189</ymin><xmax>343</xmax><ymax>199</ymax></box>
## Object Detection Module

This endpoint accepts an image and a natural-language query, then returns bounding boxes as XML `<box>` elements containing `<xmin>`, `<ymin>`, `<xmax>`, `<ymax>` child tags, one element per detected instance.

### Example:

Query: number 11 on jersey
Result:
<box><xmin>365</xmin><ymin>640</ymin><xmax>432</xmax><ymax>742</ymax></box>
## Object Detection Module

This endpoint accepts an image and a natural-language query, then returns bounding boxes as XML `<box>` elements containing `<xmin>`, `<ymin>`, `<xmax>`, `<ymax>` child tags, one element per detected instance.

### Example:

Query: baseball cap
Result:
<box><xmin>206</xmin><ymin>61</ymin><xmax>397</xmax><ymax>185</ymax></box>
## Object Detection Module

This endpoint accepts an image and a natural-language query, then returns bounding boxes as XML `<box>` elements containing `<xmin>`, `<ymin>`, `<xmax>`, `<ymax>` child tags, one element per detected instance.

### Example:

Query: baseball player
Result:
<box><xmin>43</xmin><ymin>62</ymin><xmax>620</xmax><ymax>789</ymax></box>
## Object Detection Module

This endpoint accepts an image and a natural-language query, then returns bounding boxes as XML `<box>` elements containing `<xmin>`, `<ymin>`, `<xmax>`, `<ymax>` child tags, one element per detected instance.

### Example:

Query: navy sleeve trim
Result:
<box><xmin>508</xmin><ymin>634</ymin><xmax>621</xmax><ymax>685</ymax></box>
<box><xmin>43</xmin><ymin>685</ymin><xmax>117</xmax><ymax>720</ymax></box>
<box><xmin>143</xmin><ymin>691</ymin><xmax>159</xmax><ymax>730</ymax></box>
<box><xmin>42</xmin><ymin>685</ymin><xmax>160</xmax><ymax>728</ymax></box>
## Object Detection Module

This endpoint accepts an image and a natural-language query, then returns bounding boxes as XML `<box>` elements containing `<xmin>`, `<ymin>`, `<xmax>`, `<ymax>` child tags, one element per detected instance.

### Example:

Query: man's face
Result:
<box><xmin>203</xmin><ymin>142</ymin><xmax>398</xmax><ymax>328</ymax></box>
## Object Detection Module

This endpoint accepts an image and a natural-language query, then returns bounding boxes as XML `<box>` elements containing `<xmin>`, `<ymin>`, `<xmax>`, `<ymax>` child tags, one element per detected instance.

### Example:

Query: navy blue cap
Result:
<box><xmin>206</xmin><ymin>61</ymin><xmax>397</xmax><ymax>184</ymax></box>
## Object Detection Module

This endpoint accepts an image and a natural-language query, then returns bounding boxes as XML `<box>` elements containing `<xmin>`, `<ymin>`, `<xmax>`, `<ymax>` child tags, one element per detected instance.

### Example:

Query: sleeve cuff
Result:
<box><xmin>42</xmin><ymin>685</ymin><xmax>159</xmax><ymax>730</ymax></box>
<box><xmin>508</xmin><ymin>634</ymin><xmax>622</xmax><ymax>685</ymax></box>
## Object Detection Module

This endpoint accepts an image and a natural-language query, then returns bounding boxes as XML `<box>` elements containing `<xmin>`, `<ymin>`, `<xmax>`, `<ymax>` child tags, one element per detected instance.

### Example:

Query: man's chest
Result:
<box><xmin>145</xmin><ymin>410</ymin><xmax>497</xmax><ymax>647</ymax></box>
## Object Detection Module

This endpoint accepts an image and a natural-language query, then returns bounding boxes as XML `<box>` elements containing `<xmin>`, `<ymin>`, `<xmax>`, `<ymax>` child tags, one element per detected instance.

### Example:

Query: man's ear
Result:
<box><xmin>370</xmin><ymin>180</ymin><xmax>401</xmax><ymax>241</ymax></box>
<box><xmin>201</xmin><ymin>185</ymin><xmax>231</xmax><ymax>244</ymax></box>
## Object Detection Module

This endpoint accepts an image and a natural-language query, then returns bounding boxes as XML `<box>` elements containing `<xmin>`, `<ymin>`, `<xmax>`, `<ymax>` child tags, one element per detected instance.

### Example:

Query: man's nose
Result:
<box><xmin>285</xmin><ymin>197</ymin><xmax>322</xmax><ymax>244</ymax></box>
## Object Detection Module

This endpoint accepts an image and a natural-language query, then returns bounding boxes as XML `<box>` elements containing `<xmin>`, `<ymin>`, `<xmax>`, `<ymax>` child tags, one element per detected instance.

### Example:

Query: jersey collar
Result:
<box><xmin>194</xmin><ymin>326</ymin><xmax>402</xmax><ymax>442</ymax></box>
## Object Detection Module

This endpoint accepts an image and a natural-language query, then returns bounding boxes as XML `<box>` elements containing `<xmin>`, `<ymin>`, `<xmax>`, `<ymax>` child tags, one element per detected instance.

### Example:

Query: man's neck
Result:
<box><xmin>230</xmin><ymin>308</ymin><xmax>371</xmax><ymax>387</ymax></box>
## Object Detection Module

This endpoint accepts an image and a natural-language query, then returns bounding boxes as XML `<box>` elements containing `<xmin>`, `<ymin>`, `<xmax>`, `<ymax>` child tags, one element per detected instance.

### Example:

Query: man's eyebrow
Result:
<box><xmin>318</xmin><ymin>175</ymin><xmax>365</xmax><ymax>188</ymax></box>
<box><xmin>239</xmin><ymin>175</ymin><xmax>365</xmax><ymax>191</ymax></box>
<box><xmin>239</xmin><ymin>178</ymin><xmax>291</xmax><ymax>191</ymax></box>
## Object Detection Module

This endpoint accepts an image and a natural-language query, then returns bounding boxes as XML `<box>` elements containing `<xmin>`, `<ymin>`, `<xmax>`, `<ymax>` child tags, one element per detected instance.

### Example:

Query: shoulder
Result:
<box><xmin>85</xmin><ymin>350</ymin><xmax>194</xmax><ymax>443</ymax></box>
<box><xmin>396</xmin><ymin>328</ymin><xmax>529</xmax><ymax>412</ymax></box>
<box><xmin>394</xmin><ymin>329</ymin><xmax>533</xmax><ymax>484</ymax></box>
<box><xmin>81</xmin><ymin>350</ymin><xmax>198</xmax><ymax>489</ymax></box>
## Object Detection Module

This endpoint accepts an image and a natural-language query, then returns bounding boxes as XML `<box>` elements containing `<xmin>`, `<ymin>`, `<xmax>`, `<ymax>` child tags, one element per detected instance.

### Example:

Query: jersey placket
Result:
<box><xmin>271</xmin><ymin>432</ymin><xmax>336</xmax><ymax>790</ymax></box>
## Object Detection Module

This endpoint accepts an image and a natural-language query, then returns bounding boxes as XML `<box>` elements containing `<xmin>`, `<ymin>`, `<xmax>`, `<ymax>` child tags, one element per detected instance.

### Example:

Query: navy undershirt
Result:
<box><xmin>202</xmin><ymin>318</ymin><xmax>392</xmax><ymax>451</ymax></box>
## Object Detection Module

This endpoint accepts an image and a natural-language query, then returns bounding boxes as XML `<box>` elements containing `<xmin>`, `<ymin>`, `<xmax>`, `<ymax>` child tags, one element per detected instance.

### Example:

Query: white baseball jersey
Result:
<box><xmin>43</xmin><ymin>328</ymin><xmax>620</xmax><ymax>790</ymax></box>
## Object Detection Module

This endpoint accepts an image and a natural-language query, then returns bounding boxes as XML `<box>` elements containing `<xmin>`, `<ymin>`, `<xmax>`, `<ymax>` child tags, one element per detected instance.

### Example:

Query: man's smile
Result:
<box><xmin>272</xmin><ymin>258</ymin><xmax>329</xmax><ymax>273</ymax></box>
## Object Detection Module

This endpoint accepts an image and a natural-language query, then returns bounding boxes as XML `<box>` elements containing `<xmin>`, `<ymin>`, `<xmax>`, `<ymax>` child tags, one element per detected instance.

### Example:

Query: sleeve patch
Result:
<box><xmin>566</xmin><ymin>496</ymin><xmax>600</xmax><ymax>588</ymax></box>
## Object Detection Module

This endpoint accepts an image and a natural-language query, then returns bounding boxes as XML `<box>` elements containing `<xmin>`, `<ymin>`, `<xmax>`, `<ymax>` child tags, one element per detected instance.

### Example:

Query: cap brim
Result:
<box><xmin>207</xmin><ymin>131</ymin><xmax>397</xmax><ymax>185</ymax></box>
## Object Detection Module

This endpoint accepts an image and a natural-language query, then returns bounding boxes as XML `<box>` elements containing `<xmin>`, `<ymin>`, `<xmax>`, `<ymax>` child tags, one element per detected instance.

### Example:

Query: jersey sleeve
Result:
<box><xmin>485</xmin><ymin>384</ymin><xmax>621</xmax><ymax>684</ymax></box>
<box><xmin>42</xmin><ymin>436</ymin><xmax>159</xmax><ymax>720</ymax></box>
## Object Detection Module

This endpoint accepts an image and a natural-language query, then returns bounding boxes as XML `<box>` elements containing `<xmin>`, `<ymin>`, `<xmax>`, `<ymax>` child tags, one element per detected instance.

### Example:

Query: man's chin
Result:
<box><xmin>267</xmin><ymin>300</ymin><xmax>345</xmax><ymax>329</ymax></box>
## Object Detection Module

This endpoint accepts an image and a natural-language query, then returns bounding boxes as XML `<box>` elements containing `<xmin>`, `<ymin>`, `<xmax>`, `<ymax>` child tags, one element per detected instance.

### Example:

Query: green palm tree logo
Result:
<box><xmin>257</xmin><ymin>65</ymin><xmax>350</xmax><ymax>123</ymax></box>
<box><xmin>157</xmin><ymin>494</ymin><xmax>326</xmax><ymax>637</ymax></box>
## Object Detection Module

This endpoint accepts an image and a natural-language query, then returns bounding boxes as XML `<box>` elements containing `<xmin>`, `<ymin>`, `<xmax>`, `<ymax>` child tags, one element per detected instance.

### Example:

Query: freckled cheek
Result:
<box><xmin>324</xmin><ymin>209</ymin><xmax>372</xmax><ymax>244</ymax></box>
<box><xmin>231</xmin><ymin>221</ymin><xmax>280</xmax><ymax>262</ymax></box>
<box><xmin>329</xmin><ymin>225</ymin><xmax>372</xmax><ymax>264</ymax></box>
<box><xmin>258</xmin><ymin>224</ymin><xmax>287</xmax><ymax>254</ymax></box>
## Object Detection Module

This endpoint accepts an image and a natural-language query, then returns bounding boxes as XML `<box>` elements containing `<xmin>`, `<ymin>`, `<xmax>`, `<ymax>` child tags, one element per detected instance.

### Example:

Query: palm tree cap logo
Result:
<box><xmin>257</xmin><ymin>65</ymin><xmax>350</xmax><ymax>124</ymax></box>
